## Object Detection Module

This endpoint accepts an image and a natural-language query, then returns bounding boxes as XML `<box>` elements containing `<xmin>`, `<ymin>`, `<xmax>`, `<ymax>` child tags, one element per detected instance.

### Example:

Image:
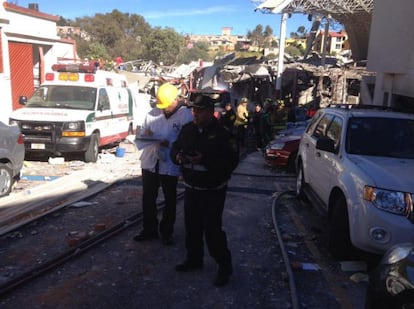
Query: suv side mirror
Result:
<box><xmin>316</xmin><ymin>136</ymin><xmax>336</xmax><ymax>153</ymax></box>
<box><xmin>19</xmin><ymin>96</ymin><xmax>28</xmax><ymax>105</ymax></box>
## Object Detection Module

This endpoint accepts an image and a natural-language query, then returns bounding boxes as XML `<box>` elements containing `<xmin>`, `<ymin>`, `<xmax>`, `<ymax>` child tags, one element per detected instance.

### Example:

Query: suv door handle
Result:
<box><xmin>316</xmin><ymin>152</ymin><xmax>321</xmax><ymax>157</ymax></box>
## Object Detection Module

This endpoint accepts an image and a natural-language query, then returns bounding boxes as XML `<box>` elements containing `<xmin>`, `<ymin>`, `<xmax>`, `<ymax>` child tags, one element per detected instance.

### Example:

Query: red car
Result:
<box><xmin>264</xmin><ymin>120</ymin><xmax>309</xmax><ymax>171</ymax></box>
<box><xmin>264</xmin><ymin>134</ymin><xmax>301</xmax><ymax>171</ymax></box>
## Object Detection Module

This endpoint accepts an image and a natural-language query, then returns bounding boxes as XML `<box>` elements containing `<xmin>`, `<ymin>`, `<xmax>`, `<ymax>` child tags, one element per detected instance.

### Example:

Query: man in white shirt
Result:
<box><xmin>134</xmin><ymin>83</ymin><xmax>193</xmax><ymax>245</ymax></box>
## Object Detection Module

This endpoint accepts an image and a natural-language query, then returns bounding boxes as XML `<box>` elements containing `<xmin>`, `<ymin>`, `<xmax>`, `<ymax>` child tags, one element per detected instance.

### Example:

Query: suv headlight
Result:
<box><xmin>364</xmin><ymin>186</ymin><xmax>413</xmax><ymax>217</ymax></box>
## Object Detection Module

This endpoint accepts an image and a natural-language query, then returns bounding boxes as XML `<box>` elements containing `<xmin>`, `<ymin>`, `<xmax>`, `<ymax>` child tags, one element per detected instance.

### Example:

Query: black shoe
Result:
<box><xmin>175</xmin><ymin>260</ymin><xmax>203</xmax><ymax>272</ymax></box>
<box><xmin>161</xmin><ymin>235</ymin><xmax>173</xmax><ymax>246</ymax></box>
<box><xmin>133</xmin><ymin>231</ymin><xmax>158</xmax><ymax>242</ymax></box>
<box><xmin>213</xmin><ymin>272</ymin><xmax>230</xmax><ymax>287</ymax></box>
<box><xmin>214</xmin><ymin>264</ymin><xmax>232</xmax><ymax>287</ymax></box>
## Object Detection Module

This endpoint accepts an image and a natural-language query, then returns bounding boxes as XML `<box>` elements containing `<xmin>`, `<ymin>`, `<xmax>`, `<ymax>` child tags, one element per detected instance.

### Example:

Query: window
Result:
<box><xmin>312</xmin><ymin>114</ymin><xmax>334</xmax><ymax>139</ymax></box>
<box><xmin>346</xmin><ymin>117</ymin><xmax>414</xmax><ymax>158</ymax></box>
<box><xmin>98</xmin><ymin>89</ymin><xmax>110</xmax><ymax>111</ymax></box>
<box><xmin>326</xmin><ymin>116</ymin><xmax>342</xmax><ymax>151</ymax></box>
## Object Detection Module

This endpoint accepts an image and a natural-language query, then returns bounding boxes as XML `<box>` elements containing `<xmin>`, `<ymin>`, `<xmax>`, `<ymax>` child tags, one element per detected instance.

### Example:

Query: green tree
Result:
<box><xmin>176</xmin><ymin>40</ymin><xmax>211</xmax><ymax>64</ymax></box>
<box><xmin>144</xmin><ymin>27</ymin><xmax>185</xmax><ymax>65</ymax></box>
<box><xmin>247</xmin><ymin>24</ymin><xmax>274</xmax><ymax>50</ymax></box>
<box><xmin>285</xmin><ymin>44</ymin><xmax>304</xmax><ymax>57</ymax></box>
<box><xmin>85</xmin><ymin>42</ymin><xmax>110</xmax><ymax>60</ymax></box>
<box><xmin>57</xmin><ymin>16</ymin><xmax>71</xmax><ymax>26</ymax></box>
<box><xmin>290</xmin><ymin>26</ymin><xmax>307</xmax><ymax>39</ymax></box>
<box><xmin>73</xmin><ymin>10</ymin><xmax>151</xmax><ymax>61</ymax></box>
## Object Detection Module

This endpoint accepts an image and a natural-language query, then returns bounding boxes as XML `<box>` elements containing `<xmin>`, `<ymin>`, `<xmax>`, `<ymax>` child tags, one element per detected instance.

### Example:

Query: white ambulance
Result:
<box><xmin>9</xmin><ymin>63</ymin><xmax>140</xmax><ymax>162</ymax></box>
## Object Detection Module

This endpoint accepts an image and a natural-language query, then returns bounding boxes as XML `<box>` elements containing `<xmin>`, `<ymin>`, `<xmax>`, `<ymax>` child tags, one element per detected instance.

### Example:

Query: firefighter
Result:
<box><xmin>134</xmin><ymin>83</ymin><xmax>193</xmax><ymax>245</ymax></box>
<box><xmin>170</xmin><ymin>94</ymin><xmax>239</xmax><ymax>287</ymax></box>
<box><xmin>234</xmin><ymin>97</ymin><xmax>249</xmax><ymax>149</ymax></box>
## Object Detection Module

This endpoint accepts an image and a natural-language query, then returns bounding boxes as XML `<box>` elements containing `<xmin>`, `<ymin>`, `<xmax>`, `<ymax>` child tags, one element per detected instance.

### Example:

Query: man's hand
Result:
<box><xmin>185</xmin><ymin>151</ymin><xmax>202</xmax><ymax>164</ymax></box>
<box><xmin>142</xmin><ymin>128</ymin><xmax>153</xmax><ymax>136</ymax></box>
<box><xmin>176</xmin><ymin>151</ymin><xmax>202</xmax><ymax>165</ymax></box>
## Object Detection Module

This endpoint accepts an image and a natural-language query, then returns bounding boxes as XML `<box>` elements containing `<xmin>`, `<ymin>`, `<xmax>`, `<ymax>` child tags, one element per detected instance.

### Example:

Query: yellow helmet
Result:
<box><xmin>156</xmin><ymin>83</ymin><xmax>179</xmax><ymax>109</ymax></box>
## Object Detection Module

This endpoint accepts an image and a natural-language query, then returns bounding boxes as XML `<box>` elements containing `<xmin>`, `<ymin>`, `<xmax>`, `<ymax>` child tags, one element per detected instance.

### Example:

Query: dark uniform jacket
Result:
<box><xmin>219</xmin><ymin>109</ymin><xmax>236</xmax><ymax>132</ymax></box>
<box><xmin>170</xmin><ymin>118</ymin><xmax>239</xmax><ymax>189</ymax></box>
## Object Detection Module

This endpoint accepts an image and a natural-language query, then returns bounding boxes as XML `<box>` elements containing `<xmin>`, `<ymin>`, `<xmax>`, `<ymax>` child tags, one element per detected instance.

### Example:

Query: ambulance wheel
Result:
<box><xmin>84</xmin><ymin>133</ymin><xmax>99</xmax><ymax>163</ymax></box>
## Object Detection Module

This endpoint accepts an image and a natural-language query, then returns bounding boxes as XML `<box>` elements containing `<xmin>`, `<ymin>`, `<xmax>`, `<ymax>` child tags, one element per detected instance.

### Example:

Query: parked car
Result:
<box><xmin>296</xmin><ymin>104</ymin><xmax>414</xmax><ymax>259</ymax></box>
<box><xmin>0</xmin><ymin>121</ymin><xmax>25</xmax><ymax>197</ymax></box>
<box><xmin>365</xmin><ymin>243</ymin><xmax>414</xmax><ymax>309</ymax></box>
<box><xmin>264</xmin><ymin>120</ymin><xmax>309</xmax><ymax>171</ymax></box>
<box><xmin>275</xmin><ymin>119</ymin><xmax>310</xmax><ymax>139</ymax></box>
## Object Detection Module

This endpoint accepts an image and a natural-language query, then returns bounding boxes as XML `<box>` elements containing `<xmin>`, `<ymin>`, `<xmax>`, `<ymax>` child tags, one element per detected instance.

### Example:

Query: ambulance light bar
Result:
<box><xmin>52</xmin><ymin>63</ymin><xmax>96</xmax><ymax>73</ymax></box>
<box><xmin>45</xmin><ymin>72</ymin><xmax>95</xmax><ymax>82</ymax></box>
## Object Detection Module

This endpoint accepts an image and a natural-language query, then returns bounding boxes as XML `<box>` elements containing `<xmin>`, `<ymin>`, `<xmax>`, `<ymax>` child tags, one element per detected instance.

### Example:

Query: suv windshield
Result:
<box><xmin>346</xmin><ymin>117</ymin><xmax>414</xmax><ymax>159</ymax></box>
<box><xmin>27</xmin><ymin>86</ymin><xmax>97</xmax><ymax>110</ymax></box>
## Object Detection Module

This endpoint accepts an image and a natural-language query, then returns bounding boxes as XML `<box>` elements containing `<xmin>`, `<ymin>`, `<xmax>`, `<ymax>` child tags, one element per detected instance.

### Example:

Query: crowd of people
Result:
<box><xmin>219</xmin><ymin>97</ymin><xmax>295</xmax><ymax>151</ymax></box>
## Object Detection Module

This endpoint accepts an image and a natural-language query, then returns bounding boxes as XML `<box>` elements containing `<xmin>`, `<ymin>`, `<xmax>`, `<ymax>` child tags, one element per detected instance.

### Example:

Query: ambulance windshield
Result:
<box><xmin>27</xmin><ymin>86</ymin><xmax>97</xmax><ymax>110</ymax></box>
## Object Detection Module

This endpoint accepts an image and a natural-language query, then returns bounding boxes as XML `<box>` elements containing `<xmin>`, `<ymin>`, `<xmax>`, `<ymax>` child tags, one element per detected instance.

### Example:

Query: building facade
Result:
<box><xmin>0</xmin><ymin>0</ymin><xmax>77</xmax><ymax>123</ymax></box>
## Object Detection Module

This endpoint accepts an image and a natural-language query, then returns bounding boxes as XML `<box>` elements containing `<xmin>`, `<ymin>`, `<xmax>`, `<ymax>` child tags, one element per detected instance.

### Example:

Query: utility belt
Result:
<box><xmin>182</xmin><ymin>163</ymin><xmax>207</xmax><ymax>171</ymax></box>
<box><xmin>183</xmin><ymin>181</ymin><xmax>227</xmax><ymax>191</ymax></box>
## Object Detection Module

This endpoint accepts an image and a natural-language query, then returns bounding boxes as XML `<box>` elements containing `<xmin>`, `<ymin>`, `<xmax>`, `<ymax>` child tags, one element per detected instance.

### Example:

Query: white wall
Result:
<box><xmin>367</xmin><ymin>0</ymin><xmax>414</xmax><ymax>103</ymax></box>
<box><xmin>0</xmin><ymin>0</ymin><xmax>76</xmax><ymax>123</ymax></box>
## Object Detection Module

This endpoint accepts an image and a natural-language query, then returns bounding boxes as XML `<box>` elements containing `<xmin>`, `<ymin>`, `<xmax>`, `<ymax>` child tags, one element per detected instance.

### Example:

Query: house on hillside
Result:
<box><xmin>313</xmin><ymin>30</ymin><xmax>349</xmax><ymax>55</ymax></box>
<box><xmin>0</xmin><ymin>0</ymin><xmax>77</xmax><ymax>123</ymax></box>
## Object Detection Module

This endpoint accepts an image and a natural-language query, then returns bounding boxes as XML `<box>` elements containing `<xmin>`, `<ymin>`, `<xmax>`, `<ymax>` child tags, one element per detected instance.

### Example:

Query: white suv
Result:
<box><xmin>296</xmin><ymin>105</ymin><xmax>414</xmax><ymax>258</ymax></box>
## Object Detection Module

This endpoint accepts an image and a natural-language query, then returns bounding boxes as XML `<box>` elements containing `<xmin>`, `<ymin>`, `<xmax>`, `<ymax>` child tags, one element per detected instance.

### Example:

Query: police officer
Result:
<box><xmin>170</xmin><ymin>94</ymin><xmax>239</xmax><ymax>287</ymax></box>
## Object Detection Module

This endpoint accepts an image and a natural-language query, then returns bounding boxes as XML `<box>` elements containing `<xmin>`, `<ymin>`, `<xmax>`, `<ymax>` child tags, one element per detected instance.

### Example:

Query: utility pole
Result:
<box><xmin>276</xmin><ymin>12</ymin><xmax>288</xmax><ymax>100</ymax></box>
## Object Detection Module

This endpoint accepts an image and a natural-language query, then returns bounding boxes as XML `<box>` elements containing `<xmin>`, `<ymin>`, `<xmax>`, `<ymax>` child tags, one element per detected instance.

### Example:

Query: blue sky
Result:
<box><xmin>14</xmin><ymin>0</ymin><xmax>313</xmax><ymax>37</ymax></box>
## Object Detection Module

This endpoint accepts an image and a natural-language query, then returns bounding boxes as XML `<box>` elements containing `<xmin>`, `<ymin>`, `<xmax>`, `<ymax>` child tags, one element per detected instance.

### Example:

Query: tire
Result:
<box><xmin>295</xmin><ymin>162</ymin><xmax>307</xmax><ymax>201</ymax></box>
<box><xmin>287</xmin><ymin>151</ymin><xmax>298</xmax><ymax>173</ymax></box>
<box><xmin>328</xmin><ymin>195</ymin><xmax>353</xmax><ymax>259</ymax></box>
<box><xmin>0</xmin><ymin>163</ymin><xmax>13</xmax><ymax>197</ymax></box>
<box><xmin>84</xmin><ymin>133</ymin><xmax>99</xmax><ymax>163</ymax></box>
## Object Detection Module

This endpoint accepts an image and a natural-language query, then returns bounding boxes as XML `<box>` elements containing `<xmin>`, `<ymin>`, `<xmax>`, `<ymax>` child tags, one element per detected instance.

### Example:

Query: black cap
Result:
<box><xmin>187</xmin><ymin>94</ymin><xmax>215</xmax><ymax>109</ymax></box>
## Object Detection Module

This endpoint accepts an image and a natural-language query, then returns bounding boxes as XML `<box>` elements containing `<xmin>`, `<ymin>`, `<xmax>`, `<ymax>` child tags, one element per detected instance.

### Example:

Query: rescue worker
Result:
<box><xmin>170</xmin><ymin>94</ymin><xmax>239</xmax><ymax>287</ymax></box>
<box><xmin>219</xmin><ymin>102</ymin><xmax>236</xmax><ymax>134</ymax></box>
<box><xmin>252</xmin><ymin>103</ymin><xmax>264</xmax><ymax>150</ymax></box>
<box><xmin>234</xmin><ymin>97</ymin><xmax>249</xmax><ymax>149</ymax></box>
<box><xmin>134</xmin><ymin>83</ymin><xmax>193</xmax><ymax>245</ymax></box>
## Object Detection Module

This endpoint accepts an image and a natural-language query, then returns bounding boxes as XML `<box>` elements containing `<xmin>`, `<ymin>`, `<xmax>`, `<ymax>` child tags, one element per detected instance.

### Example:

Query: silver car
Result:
<box><xmin>0</xmin><ymin>121</ymin><xmax>25</xmax><ymax>197</ymax></box>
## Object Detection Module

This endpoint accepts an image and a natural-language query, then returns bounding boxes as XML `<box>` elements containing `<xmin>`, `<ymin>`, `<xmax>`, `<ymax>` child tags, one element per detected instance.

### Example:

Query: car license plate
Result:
<box><xmin>31</xmin><ymin>143</ymin><xmax>45</xmax><ymax>149</ymax></box>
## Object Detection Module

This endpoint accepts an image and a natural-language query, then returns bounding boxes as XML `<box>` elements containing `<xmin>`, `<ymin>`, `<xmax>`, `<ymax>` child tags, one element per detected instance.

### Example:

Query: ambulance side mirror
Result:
<box><xmin>19</xmin><ymin>96</ymin><xmax>28</xmax><ymax>105</ymax></box>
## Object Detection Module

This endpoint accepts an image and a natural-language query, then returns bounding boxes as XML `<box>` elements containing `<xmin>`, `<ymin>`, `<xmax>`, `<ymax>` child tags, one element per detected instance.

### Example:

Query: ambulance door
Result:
<box><xmin>95</xmin><ymin>88</ymin><xmax>113</xmax><ymax>141</ymax></box>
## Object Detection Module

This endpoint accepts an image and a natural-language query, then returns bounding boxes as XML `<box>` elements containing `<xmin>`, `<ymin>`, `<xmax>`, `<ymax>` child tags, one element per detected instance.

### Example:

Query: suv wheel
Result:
<box><xmin>0</xmin><ymin>163</ymin><xmax>13</xmax><ymax>197</ymax></box>
<box><xmin>296</xmin><ymin>162</ymin><xmax>307</xmax><ymax>201</ymax></box>
<box><xmin>288</xmin><ymin>151</ymin><xmax>298</xmax><ymax>173</ymax></box>
<box><xmin>328</xmin><ymin>195</ymin><xmax>353</xmax><ymax>259</ymax></box>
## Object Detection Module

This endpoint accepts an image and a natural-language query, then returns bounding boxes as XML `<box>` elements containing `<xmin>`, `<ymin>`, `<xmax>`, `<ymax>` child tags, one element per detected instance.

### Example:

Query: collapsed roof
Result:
<box><xmin>255</xmin><ymin>0</ymin><xmax>373</xmax><ymax>61</ymax></box>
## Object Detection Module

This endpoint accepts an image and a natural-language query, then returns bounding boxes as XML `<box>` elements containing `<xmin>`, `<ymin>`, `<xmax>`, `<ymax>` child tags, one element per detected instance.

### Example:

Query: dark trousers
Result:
<box><xmin>183</xmin><ymin>186</ymin><xmax>232</xmax><ymax>270</ymax></box>
<box><xmin>142</xmin><ymin>168</ymin><xmax>178</xmax><ymax>238</ymax></box>
<box><xmin>236</xmin><ymin>125</ymin><xmax>246</xmax><ymax>147</ymax></box>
